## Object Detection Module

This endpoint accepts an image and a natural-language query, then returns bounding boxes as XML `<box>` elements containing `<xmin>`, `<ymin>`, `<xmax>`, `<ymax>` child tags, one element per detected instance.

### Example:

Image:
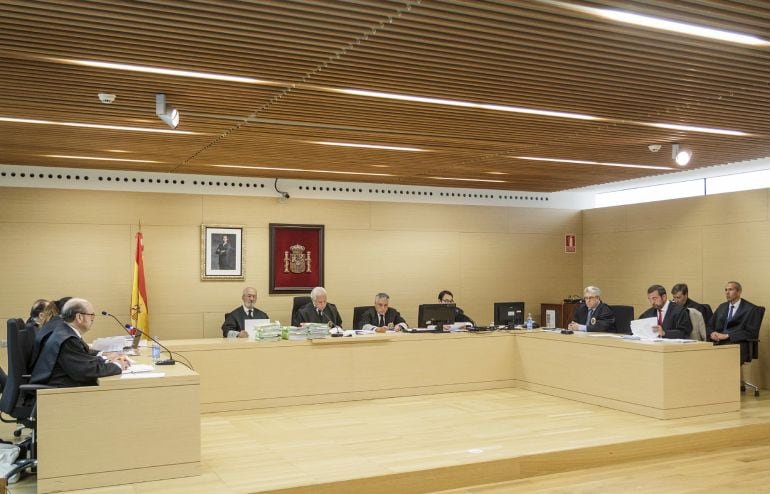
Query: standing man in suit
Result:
<box><xmin>360</xmin><ymin>293</ymin><xmax>408</xmax><ymax>332</ymax></box>
<box><xmin>708</xmin><ymin>281</ymin><xmax>762</xmax><ymax>362</ymax></box>
<box><xmin>567</xmin><ymin>286</ymin><xmax>616</xmax><ymax>332</ymax></box>
<box><xmin>31</xmin><ymin>298</ymin><xmax>129</xmax><ymax>387</ymax></box>
<box><xmin>222</xmin><ymin>287</ymin><xmax>269</xmax><ymax>337</ymax></box>
<box><xmin>639</xmin><ymin>285</ymin><xmax>692</xmax><ymax>339</ymax></box>
<box><xmin>671</xmin><ymin>283</ymin><xmax>714</xmax><ymax>326</ymax></box>
<box><xmin>215</xmin><ymin>234</ymin><xmax>235</xmax><ymax>270</ymax></box>
<box><xmin>295</xmin><ymin>286</ymin><xmax>342</xmax><ymax>328</ymax></box>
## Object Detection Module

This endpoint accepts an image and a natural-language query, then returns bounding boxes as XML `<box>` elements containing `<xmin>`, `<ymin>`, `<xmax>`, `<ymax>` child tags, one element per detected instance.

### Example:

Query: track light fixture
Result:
<box><xmin>672</xmin><ymin>143</ymin><xmax>692</xmax><ymax>166</ymax></box>
<box><xmin>155</xmin><ymin>93</ymin><xmax>179</xmax><ymax>129</ymax></box>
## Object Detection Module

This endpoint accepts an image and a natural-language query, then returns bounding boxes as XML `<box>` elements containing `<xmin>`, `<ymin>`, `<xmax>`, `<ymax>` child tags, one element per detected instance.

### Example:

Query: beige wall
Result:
<box><xmin>583</xmin><ymin>189</ymin><xmax>770</xmax><ymax>387</ymax></box>
<box><xmin>0</xmin><ymin>187</ymin><xmax>582</xmax><ymax>340</ymax></box>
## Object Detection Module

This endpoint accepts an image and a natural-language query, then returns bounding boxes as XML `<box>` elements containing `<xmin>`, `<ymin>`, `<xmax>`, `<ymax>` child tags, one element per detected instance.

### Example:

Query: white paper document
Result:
<box><xmin>120</xmin><ymin>372</ymin><xmax>166</xmax><ymax>379</ymax></box>
<box><xmin>244</xmin><ymin>319</ymin><xmax>271</xmax><ymax>338</ymax></box>
<box><xmin>630</xmin><ymin>317</ymin><xmax>660</xmax><ymax>340</ymax></box>
<box><xmin>122</xmin><ymin>364</ymin><xmax>154</xmax><ymax>374</ymax></box>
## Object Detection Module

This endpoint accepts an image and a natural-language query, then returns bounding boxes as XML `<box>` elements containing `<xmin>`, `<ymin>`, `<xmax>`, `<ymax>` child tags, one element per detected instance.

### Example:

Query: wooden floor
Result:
<box><xmin>7</xmin><ymin>388</ymin><xmax>770</xmax><ymax>494</ymax></box>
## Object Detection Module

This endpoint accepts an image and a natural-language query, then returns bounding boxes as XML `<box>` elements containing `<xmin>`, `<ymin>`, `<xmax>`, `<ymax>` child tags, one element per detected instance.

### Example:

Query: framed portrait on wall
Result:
<box><xmin>201</xmin><ymin>225</ymin><xmax>244</xmax><ymax>280</ymax></box>
<box><xmin>269</xmin><ymin>223</ymin><xmax>324</xmax><ymax>293</ymax></box>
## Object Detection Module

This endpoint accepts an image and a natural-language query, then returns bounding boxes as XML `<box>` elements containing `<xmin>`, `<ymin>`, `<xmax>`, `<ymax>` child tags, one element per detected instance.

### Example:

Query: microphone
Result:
<box><xmin>101</xmin><ymin>310</ymin><xmax>129</xmax><ymax>332</ymax></box>
<box><xmin>125</xmin><ymin>324</ymin><xmax>175</xmax><ymax>366</ymax></box>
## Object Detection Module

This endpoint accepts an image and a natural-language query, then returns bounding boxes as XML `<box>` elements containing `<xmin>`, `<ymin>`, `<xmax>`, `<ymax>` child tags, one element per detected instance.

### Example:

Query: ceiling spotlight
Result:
<box><xmin>647</xmin><ymin>144</ymin><xmax>661</xmax><ymax>153</ymax></box>
<box><xmin>155</xmin><ymin>93</ymin><xmax>179</xmax><ymax>129</ymax></box>
<box><xmin>672</xmin><ymin>143</ymin><xmax>692</xmax><ymax>166</ymax></box>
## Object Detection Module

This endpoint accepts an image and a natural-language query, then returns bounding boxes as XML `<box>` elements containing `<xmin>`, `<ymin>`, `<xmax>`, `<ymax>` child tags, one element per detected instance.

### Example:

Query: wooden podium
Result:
<box><xmin>540</xmin><ymin>302</ymin><xmax>582</xmax><ymax>328</ymax></box>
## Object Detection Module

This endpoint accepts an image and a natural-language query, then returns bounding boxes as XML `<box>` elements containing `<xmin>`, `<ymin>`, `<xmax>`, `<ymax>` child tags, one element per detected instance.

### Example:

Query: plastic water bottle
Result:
<box><xmin>151</xmin><ymin>339</ymin><xmax>161</xmax><ymax>362</ymax></box>
<box><xmin>526</xmin><ymin>313</ymin><xmax>534</xmax><ymax>331</ymax></box>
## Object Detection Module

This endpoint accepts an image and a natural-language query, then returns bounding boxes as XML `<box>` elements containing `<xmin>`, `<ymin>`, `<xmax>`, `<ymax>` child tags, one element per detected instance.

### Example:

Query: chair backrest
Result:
<box><xmin>744</xmin><ymin>306</ymin><xmax>766</xmax><ymax>362</ymax></box>
<box><xmin>687</xmin><ymin>308</ymin><xmax>706</xmax><ymax>341</ymax></box>
<box><xmin>609</xmin><ymin>305</ymin><xmax>634</xmax><ymax>334</ymax></box>
<box><xmin>291</xmin><ymin>296</ymin><xmax>312</xmax><ymax>326</ymax></box>
<box><xmin>352</xmin><ymin>306</ymin><xmax>370</xmax><ymax>330</ymax></box>
<box><xmin>0</xmin><ymin>319</ymin><xmax>36</xmax><ymax>418</ymax></box>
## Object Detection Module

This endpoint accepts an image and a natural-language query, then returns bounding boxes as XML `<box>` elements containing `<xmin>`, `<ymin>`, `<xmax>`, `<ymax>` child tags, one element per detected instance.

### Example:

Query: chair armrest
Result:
<box><xmin>19</xmin><ymin>384</ymin><xmax>54</xmax><ymax>392</ymax></box>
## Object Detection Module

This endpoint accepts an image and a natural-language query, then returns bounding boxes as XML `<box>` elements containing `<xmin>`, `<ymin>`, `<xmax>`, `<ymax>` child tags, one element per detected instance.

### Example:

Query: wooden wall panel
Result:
<box><xmin>583</xmin><ymin>189</ymin><xmax>770</xmax><ymax>388</ymax></box>
<box><xmin>0</xmin><ymin>187</ymin><xmax>581</xmax><ymax>341</ymax></box>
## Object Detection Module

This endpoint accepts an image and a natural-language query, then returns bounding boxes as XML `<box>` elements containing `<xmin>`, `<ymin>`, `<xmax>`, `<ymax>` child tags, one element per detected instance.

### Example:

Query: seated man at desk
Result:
<box><xmin>639</xmin><ymin>285</ymin><xmax>692</xmax><ymax>339</ymax></box>
<box><xmin>671</xmin><ymin>283</ymin><xmax>713</xmax><ymax>325</ymax></box>
<box><xmin>708</xmin><ymin>281</ymin><xmax>762</xmax><ymax>362</ymax></box>
<box><xmin>360</xmin><ymin>293</ymin><xmax>408</xmax><ymax>332</ymax></box>
<box><xmin>295</xmin><ymin>286</ymin><xmax>342</xmax><ymax>328</ymax></box>
<box><xmin>31</xmin><ymin>298</ymin><xmax>129</xmax><ymax>387</ymax></box>
<box><xmin>222</xmin><ymin>287</ymin><xmax>269</xmax><ymax>338</ymax></box>
<box><xmin>438</xmin><ymin>290</ymin><xmax>475</xmax><ymax>326</ymax></box>
<box><xmin>567</xmin><ymin>286</ymin><xmax>615</xmax><ymax>332</ymax></box>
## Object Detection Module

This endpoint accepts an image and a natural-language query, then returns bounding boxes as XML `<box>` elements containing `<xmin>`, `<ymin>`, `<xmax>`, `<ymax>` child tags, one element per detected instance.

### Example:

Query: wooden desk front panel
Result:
<box><xmin>167</xmin><ymin>333</ymin><xmax>517</xmax><ymax>412</ymax></box>
<box><xmin>514</xmin><ymin>332</ymin><xmax>740</xmax><ymax>419</ymax></box>
<box><xmin>36</xmin><ymin>365</ymin><xmax>200</xmax><ymax>493</ymax></box>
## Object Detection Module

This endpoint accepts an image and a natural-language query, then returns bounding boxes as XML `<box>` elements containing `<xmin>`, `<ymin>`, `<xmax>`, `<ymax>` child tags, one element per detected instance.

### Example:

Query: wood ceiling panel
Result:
<box><xmin>1</xmin><ymin>0</ymin><xmax>769</xmax><ymax>192</ymax></box>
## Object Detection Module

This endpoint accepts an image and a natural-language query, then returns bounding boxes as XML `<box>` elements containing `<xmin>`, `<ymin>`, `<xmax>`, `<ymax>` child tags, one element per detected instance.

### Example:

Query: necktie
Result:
<box><xmin>657</xmin><ymin>309</ymin><xmax>663</xmax><ymax>326</ymax></box>
<box><xmin>318</xmin><ymin>309</ymin><xmax>325</xmax><ymax>322</ymax></box>
<box><xmin>248</xmin><ymin>309</ymin><xmax>253</xmax><ymax>319</ymax></box>
<box><xmin>724</xmin><ymin>305</ymin><xmax>734</xmax><ymax>330</ymax></box>
<box><xmin>379</xmin><ymin>314</ymin><xmax>385</xmax><ymax>327</ymax></box>
<box><xmin>586</xmin><ymin>309</ymin><xmax>593</xmax><ymax>327</ymax></box>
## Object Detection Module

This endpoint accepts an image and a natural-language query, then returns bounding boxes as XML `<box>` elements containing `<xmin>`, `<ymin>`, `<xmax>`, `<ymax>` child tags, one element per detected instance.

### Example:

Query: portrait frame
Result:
<box><xmin>201</xmin><ymin>225</ymin><xmax>245</xmax><ymax>281</ymax></box>
<box><xmin>269</xmin><ymin>223</ymin><xmax>324</xmax><ymax>294</ymax></box>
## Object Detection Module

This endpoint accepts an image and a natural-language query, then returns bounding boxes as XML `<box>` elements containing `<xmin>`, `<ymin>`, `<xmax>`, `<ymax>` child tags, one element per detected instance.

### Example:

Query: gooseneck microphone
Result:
<box><xmin>124</xmin><ymin>324</ymin><xmax>175</xmax><ymax>366</ymax></box>
<box><xmin>101</xmin><ymin>310</ymin><xmax>191</xmax><ymax>368</ymax></box>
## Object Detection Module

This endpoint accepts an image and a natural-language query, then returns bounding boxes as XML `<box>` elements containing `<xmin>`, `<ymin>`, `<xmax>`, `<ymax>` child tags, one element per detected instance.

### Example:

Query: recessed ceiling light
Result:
<box><xmin>513</xmin><ymin>156</ymin><xmax>674</xmax><ymax>170</ymax></box>
<box><xmin>311</xmin><ymin>141</ymin><xmax>426</xmax><ymax>152</ymax></box>
<box><xmin>105</xmin><ymin>149</ymin><xmax>130</xmax><ymax>153</ymax></box>
<box><xmin>486</xmin><ymin>171</ymin><xmax>506</xmax><ymax>175</ymax></box>
<box><xmin>336</xmin><ymin>88</ymin><xmax>599</xmax><ymax>121</ymax></box>
<box><xmin>426</xmin><ymin>176</ymin><xmax>506</xmax><ymax>183</ymax></box>
<box><xmin>596</xmin><ymin>9</ymin><xmax>768</xmax><ymax>46</ymax></box>
<box><xmin>648</xmin><ymin>122</ymin><xmax>747</xmax><ymax>136</ymax></box>
<box><xmin>0</xmin><ymin>117</ymin><xmax>200</xmax><ymax>134</ymax></box>
<box><xmin>56</xmin><ymin>58</ymin><xmax>275</xmax><ymax>84</ymax></box>
<box><xmin>43</xmin><ymin>155</ymin><xmax>162</xmax><ymax>163</ymax></box>
<box><xmin>543</xmin><ymin>1</ymin><xmax>769</xmax><ymax>46</ymax></box>
<box><xmin>212</xmin><ymin>164</ymin><xmax>394</xmax><ymax>177</ymax></box>
<box><xmin>370</xmin><ymin>165</ymin><xmax>390</xmax><ymax>168</ymax></box>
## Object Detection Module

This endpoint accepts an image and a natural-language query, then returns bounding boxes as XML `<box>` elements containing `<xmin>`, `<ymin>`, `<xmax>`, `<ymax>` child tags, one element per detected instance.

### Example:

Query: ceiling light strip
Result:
<box><xmin>514</xmin><ymin>156</ymin><xmax>674</xmax><ymax>170</ymax></box>
<box><xmin>0</xmin><ymin>117</ymin><xmax>200</xmax><ymax>135</ymax></box>
<box><xmin>212</xmin><ymin>164</ymin><xmax>394</xmax><ymax>177</ymax></box>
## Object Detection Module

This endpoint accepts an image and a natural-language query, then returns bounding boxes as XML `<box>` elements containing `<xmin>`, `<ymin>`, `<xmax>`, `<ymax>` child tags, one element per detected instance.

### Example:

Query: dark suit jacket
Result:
<box><xmin>359</xmin><ymin>307</ymin><xmax>407</xmax><ymax>329</ymax></box>
<box><xmin>639</xmin><ymin>301</ymin><xmax>692</xmax><ymax>339</ymax></box>
<box><xmin>454</xmin><ymin>307</ymin><xmax>475</xmax><ymax>326</ymax></box>
<box><xmin>570</xmin><ymin>302</ymin><xmax>616</xmax><ymax>332</ymax></box>
<box><xmin>685</xmin><ymin>298</ymin><xmax>714</xmax><ymax>326</ymax></box>
<box><xmin>295</xmin><ymin>303</ymin><xmax>342</xmax><ymax>327</ymax></box>
<box><xmin>708</xmin><ymin>298</ymin><xmax>761</xmax><ymax>362</ymax></box>
<box><xmin>30</xmin><ymin>319</ymin><xmax>121</xmax><ymax>387</ymax></box>
<box><xmin>222</xmin><ymin>306</ymin><xmax>269</xmax><ymax>337</ymax></box>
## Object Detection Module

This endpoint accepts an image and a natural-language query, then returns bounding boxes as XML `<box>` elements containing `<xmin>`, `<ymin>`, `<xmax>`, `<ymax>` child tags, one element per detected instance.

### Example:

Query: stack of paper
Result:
<box><xmin>305</xmin><ymin>323</ymin><xmax>330</xmax><ymax>340</ymax></box>
<box><xmin>90</xmin><ymin>336</ymin><xmax>128</xmax><ymax>353</ymax></box>
<box><xmin>255</xmin><ymin>323</ymin><xmax>282</xmax><ymax>341</ymax></box>
<box><xmin>287</xmin><ymin>326</ymin><xmax>308</xmax><ymax>340</ymax></box>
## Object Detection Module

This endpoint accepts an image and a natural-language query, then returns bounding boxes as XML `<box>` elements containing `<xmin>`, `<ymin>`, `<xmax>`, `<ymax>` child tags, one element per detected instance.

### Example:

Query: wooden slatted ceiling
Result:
<box><xmin>0</xmin><ymin>0</ymin><xmax>769</xmax><ymax>192</ymax></box>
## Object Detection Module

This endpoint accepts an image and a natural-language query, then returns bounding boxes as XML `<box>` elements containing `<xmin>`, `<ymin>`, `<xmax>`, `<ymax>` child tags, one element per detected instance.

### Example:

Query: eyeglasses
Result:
<box><xmin>78</xmin><ymin>312</ymin><xmax>96</xmax><ymax>318</ymax></box>
<box><xmin>441</xmin><ymin>299</ymin><xmax>454</xmax><ymax>303</ymax></box>
<box><xmin>583</xmin><ymin>296</ymin><xmax>598</xmax><ymax>301</ymax></box>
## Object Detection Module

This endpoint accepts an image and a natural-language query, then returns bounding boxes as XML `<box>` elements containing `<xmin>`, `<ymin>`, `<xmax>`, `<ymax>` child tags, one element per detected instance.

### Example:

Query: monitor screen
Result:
<box><xmin>418</xmin><ymin>303</ymin><xmax>456</xmax><ymax>328</ymax></box>
<box><xmin>494</xmin><ymin>302</ymin><xmax>524</xmax><ymax>326</ymax></box>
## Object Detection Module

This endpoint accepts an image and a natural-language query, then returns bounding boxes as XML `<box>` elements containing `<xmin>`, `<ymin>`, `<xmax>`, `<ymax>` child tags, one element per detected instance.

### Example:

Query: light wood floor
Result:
<box><xmin>7</xmin><ymin>389</ymin><xmax>770</xmax><ymax>494</ymax></box>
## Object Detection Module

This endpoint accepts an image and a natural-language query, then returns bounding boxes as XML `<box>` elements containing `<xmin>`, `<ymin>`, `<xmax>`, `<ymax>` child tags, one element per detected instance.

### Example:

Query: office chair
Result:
<box><xmin>352</xmin><ymin>306</ymin><xmax>370</xmax><ymax>330</ymax></box>
<box><xmin>0</xmin><ymin>318</ymin><xmax>52</xmax><ymax>481</ymax></box>
<box><xmin>608</xmin><ymin>305</ymin><xmax>634</xmax><ymax>334</ymax></box>
<box><xmin>740</xmin><ymin>306</ymin><xmax>765</xmax><ymax>397</ymax></box>
<box><xmin>291</xmin><ymin>296</ymin><xmax>312</xmax><ymax>327</ymax></box>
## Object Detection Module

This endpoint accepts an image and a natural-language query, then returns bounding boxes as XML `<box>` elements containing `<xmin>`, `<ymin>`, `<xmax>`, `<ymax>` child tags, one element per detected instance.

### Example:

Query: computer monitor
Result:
<box><xmin>494</xmin><ymin>302</ymin><xmax>525</xmax><ymax>327</ymax></box>
<box><xmin>418</xmin><ymin>303</ymin><xmax>456</xmax><ymax>328</ymax></box>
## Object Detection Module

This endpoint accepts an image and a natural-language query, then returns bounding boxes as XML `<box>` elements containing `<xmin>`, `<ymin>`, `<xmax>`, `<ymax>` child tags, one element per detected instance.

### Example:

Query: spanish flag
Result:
<box><xmin>130</xmin><ymin>231</ymin><xmax>150</xmax><ymax>337</ymax></box>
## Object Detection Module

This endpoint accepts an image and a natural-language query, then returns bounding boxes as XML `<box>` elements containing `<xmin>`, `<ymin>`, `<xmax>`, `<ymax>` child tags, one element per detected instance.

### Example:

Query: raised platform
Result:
<box><xmin>10</xmin><ymin>388</ymin><xmax>770</xmax><ymax>494</ymax></box>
